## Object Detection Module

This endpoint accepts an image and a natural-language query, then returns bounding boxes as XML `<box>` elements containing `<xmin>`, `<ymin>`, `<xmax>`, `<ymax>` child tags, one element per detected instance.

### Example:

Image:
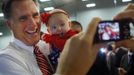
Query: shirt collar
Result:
<box><xmin>13</xmin><ymin>38</ymin><xmax>34</xmax><ymax>53</ymax></box>
<box><xmin>128</xmin><ymin>51</ymin><xmax>133</xmax><ymax>56</ymax></box>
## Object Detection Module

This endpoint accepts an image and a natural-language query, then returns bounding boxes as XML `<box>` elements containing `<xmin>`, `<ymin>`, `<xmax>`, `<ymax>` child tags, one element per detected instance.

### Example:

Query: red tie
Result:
<box><xmin>34</xmin><ymin>46</ymin><xmax>53</xmax><ymax>75</ymax></box>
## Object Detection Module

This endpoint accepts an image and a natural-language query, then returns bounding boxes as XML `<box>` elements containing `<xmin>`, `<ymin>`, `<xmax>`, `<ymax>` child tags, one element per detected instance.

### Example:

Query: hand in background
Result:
<box><xmin>115</xmin><ymin>3</ymin><xmax>134</xmax><ymax>49</ymax></box>
<box><xmin>118</xmin><ymin>67</ymin><xmax>127</xmax><ymax>75</ymax></box>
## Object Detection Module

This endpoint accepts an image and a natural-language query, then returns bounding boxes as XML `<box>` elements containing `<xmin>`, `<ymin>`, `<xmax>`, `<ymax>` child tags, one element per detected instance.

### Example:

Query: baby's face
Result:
<box><xmin>48</xmin><ymin>13</ymin><xmax>70</xmax><ymax>35</ymax></box>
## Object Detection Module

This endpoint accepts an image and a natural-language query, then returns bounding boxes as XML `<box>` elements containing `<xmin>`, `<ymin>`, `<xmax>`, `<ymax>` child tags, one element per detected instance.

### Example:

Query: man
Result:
<box><xmin>0</xmin><ymin>0</ymin><xmax>43</xmax><ymax>75</ymax></box>
<box><xmin>119</xmin><ymin>49</ymin><xmax>134</xmax><ymax>75</ymax></box>
<box><xmin>0</xmin><ymin>0</ymin><xmax>102</xmax><ymax>75</ymax></box>
<box><xmin>106</xmin><ymin>42</ymin><xmax>118</xmax><ymax>75</ymax></box>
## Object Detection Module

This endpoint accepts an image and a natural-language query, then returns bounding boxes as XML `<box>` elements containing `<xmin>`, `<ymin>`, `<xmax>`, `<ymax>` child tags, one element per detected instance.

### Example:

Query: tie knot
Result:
<box><xmin>34</xmin><ymin>46</ymin><xmax>40</xmax><ymax>54</ymax></box>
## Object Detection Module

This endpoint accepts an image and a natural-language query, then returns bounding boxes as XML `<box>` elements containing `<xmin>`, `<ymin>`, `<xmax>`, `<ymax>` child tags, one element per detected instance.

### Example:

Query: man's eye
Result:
<box><xmin>19</xmin><ymin>16</ymin><xmax>27</xmax><ymax>21</ymax></box>
<box><xmin>33</xmin><ymin>13</ymin><xmax>39</xmax><ymax>18</ymax></box>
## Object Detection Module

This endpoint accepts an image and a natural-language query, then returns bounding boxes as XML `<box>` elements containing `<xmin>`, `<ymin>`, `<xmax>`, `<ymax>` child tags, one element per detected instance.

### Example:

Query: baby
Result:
<box><xmin>41</xmin><ymin>9</ymin><xmax>78</xmax><ymax>70</ymax></box>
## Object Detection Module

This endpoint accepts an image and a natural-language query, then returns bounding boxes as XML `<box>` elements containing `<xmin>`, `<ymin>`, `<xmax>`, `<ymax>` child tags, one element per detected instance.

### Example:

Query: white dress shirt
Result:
<box><xmin>0</xmin><ymin>38</ymin><xmax>50</xmax><ymax>75</ymax></box>
<box><xmin>128</xmin><ymin>51</ymin><xmax>133</xmax><ymax>63</ymax></box>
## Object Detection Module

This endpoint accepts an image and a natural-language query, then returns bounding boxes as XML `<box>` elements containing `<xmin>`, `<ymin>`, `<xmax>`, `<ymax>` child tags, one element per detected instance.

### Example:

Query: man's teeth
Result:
<box><xmin>27</xmin><ymin>30</ymin><xmax>37</xmax><ymax>33</ymax></box>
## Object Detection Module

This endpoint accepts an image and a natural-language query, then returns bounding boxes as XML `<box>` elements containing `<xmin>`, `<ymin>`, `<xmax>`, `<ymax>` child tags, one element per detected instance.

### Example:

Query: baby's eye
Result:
<box><xmin>61</xmin><ymin>23</ymin><xmax>65</xmax><ymax>27</ymax></box>
<box><xmin>52</xmin><ymin>26</ymin><xmax>57</xmax><ymax>29</ymax></box>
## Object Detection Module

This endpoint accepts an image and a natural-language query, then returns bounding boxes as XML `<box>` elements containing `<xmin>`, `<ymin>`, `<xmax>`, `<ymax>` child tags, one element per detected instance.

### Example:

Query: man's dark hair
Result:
<box><xmin>2</xmin><ymin>0</ymin><xmax>38</xmax><ymax>20</ymax></box>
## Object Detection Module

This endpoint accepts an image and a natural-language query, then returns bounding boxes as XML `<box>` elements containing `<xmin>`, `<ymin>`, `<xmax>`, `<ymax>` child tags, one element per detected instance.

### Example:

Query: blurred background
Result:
<box><xmin>0</xmin><ymin>0</ymin><xmax>133</xmax><ymax>49</ymax></box>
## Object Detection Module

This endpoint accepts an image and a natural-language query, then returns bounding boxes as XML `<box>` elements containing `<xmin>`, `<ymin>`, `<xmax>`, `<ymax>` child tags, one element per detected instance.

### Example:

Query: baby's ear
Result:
<box><xmin>47</xmin><ymin>28</ymin><xmax>50</xmax><ymax>33</ymax></box>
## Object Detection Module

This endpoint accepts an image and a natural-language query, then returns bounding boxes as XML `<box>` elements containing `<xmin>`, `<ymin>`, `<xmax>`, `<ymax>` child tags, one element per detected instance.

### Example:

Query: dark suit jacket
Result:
<box><xmin>120</xmin><ymin>54</ymin><xmax>129</xmax><ymax>71</ymax></box>
<box><xmin>87</xmin><ymin>51</ymin><xmax>109</xmax><ymax>75</ymax></box>
<box><xmin>127</xmin><ymin>54</ymin><xmax>134</xmax><ymax>75</ymax></box>
<box><xmin>115</xmin><ymin>48</ymin><xmax>127</xmax><ymax>67</ymax></box>
<box><xmin>120</xmin><ymin>52</ymin><xmax>134</xmax><ymax>75</ymax></box>
<box><xmin>107</xmin><ymin>52</ymin><xmax>118</xmax><ymax>75</ymax></box>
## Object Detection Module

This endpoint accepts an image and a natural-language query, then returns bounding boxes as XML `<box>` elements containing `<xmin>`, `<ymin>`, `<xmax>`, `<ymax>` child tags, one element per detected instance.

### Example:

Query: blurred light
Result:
<box><xmin>0</xmin><ymin>32</ymin><xmax>3</xmax><ymax>36</ymax></box>
<box><xmin>44</xmin><ymin>7</ymin><xmax>54</xmax><ymax>11</ymax></box>
<box><xmin>114</xmin><ymin>0</ymin><xmax>117</xmax><ymax>4</ymax></box>
<box><xmin>86</xmin><ymin>3</ymin><xmax>96</xmax><ymax>8</ymax></box>
<box><xmin>100</xmin><ymin>48</ymin><xmax>106</xmax><ymax>53</ymax></box>
<box><xmin>0</xmin><ymin>13</ymin><xmax>4</xmax><ymax>17</ymax></box>
<box><xmin>82</xmin><ymin>0</ymin><xmax>88</xmax><ymax>1</ymax></box>
<box><xmin>122</xmin><ymin>0</ymin><xmax>132</xmax><ymax>2</ymax></box>
<box><xmin>40</xmin><ymin>0</ymin><xmax>50</xmax><ymax>2</ymax></box>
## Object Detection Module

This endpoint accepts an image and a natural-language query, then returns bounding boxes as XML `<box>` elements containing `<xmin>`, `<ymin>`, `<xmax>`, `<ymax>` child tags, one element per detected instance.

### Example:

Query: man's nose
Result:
<box><xmin>28</xmin><ymin>18</ymin><xmax>37</xmax><ymax>28</ymax></box>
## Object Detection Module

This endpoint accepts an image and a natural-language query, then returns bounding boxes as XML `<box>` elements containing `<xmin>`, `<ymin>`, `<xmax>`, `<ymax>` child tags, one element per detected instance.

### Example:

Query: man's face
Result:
<box><xmin>48</xmin><ymin>13</ymin><xmax>70</xmax><ymax>35</ymax></box>
<box><xmin>71</xmin><ymin>25</ymin><xmax>82</xmax><ymax>33</ymax></box>
<box><xmin>8</xmin><ymin>0</ymin><xmax>41</xmax><ymax>46</ymax></box>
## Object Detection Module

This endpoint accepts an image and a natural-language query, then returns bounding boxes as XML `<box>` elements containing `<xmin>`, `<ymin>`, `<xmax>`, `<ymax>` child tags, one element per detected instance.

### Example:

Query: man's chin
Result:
<box><xmin>27</xmin><ymin>42</ymin><xmax>39</xmax><ymax>46</ymax></box>
<box><xmin>26</xmin><ymin>38</ymin><xmax>40</xmax><ymax>46</ymax></box>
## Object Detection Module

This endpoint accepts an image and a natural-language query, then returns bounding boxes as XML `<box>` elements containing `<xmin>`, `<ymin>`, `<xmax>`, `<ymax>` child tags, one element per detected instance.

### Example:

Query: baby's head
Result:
<box><xmin>41</xmin><ymin>9</ymin><xmax>71</xmax><ymax>35</ymax></box>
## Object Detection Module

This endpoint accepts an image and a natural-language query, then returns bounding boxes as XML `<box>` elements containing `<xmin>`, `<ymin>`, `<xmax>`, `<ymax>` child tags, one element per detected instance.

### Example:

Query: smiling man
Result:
<box><xmin>0</xmin><ymin>0</ymin><xmax>45</xmax><ymax>75</ymax></box>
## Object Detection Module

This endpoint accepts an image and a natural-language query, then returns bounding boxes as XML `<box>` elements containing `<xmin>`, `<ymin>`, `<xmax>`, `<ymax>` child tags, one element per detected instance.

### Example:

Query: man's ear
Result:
<box><xmin>6</xmin><ymin>20</ymin><xmax>12</xmax><ymax>30</ymax></box>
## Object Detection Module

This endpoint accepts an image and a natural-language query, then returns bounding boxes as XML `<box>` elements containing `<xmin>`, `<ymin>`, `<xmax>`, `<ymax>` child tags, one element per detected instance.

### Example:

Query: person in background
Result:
<box><xmin>87</xmin><ymin>48</ymin><xmax>109</xmax><ymax>75</ymax></box>
<box><xmin>87</xmin><ymin>42</ymin><xmax>116</xmax><ymax>75</ymax></box>
<box><xmin>102</xmin><ymin>25</ymin><xmax>117</xmax><ymax>40</ymax></box>
<box><xmin>106</xmin><ymin>42</ymin><xmax>119</xmax><ymax>75</ymax></box>
<box><xmin>41</xmin><ymin>9</ymin><xmax>78</xmax><ymax>70</ymax></box>
<box><xmin>71</xmin><ymin>21</ymin><xmax>83</xmax><ymax>33</ymax></box>
<box><xmin>119</xmin><ymin>49</ymin><xmax>134</xmax><ymax>75</ymax></box>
